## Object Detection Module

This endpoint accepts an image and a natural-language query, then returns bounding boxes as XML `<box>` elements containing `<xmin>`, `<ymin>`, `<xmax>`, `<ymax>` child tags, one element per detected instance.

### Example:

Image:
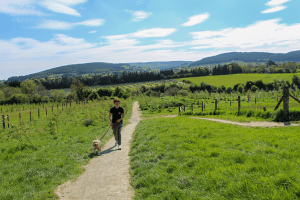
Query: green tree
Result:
<box><xmin>21</xmin><ymin>79</ymin><xmax>37</xmax><ymax>96</ymax></box>
<box><xmin>51</xmin><ymin>90</ymin><xmax>65</xmax><ymax>102</ymax></box>
<box><xmin>71</xmin><ymin>79</ymin><xmax>85</xmax><ymax>101</ymax></box>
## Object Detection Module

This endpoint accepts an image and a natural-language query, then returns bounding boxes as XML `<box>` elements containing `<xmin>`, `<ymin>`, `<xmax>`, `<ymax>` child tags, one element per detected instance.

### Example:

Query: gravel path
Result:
<box><xmin>190</xmin><ymin>117</ymin><xmax>299</xmax><ymax>127</ymax></box>
<box><xmin>55</xmin><ymin>101</ymin><xmax>141</xmax><ymax>200</ymax></box>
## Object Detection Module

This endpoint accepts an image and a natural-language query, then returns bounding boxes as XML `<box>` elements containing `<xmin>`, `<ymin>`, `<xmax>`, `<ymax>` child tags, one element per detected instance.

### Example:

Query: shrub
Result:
<box><xmin>83</xmin><ymin>118</ymin><xmax>94</xmax><ymax>127</ymax></box>
<box><xmin>88</xmin><ymin>91</ymin><xmax>99</xmax><ymax>100</ymax></box>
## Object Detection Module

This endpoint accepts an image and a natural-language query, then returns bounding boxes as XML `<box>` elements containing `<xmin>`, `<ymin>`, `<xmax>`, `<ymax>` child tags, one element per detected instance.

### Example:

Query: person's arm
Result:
<box><xmin>117</xmin><ymin>111</ymin><xmax>125</xmax><ymax>123</ymax></box>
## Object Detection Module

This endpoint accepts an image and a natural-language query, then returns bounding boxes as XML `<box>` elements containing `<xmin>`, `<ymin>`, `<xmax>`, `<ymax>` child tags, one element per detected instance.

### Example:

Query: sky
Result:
<box><xmin>1</xmin><ymin>0</ymin><xmax>300</xmax><ymax>80</ymax></box>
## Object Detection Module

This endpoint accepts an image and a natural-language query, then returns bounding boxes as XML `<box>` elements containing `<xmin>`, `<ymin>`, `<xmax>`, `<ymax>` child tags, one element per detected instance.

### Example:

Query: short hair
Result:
<box><xmin>113</xmin><ymin>98</ymin><xmax>120</xmax><ymax>103</ymax></box>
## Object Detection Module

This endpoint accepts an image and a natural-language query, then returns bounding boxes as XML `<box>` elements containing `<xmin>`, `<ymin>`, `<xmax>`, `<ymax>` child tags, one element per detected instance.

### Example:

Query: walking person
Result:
<box><xmin>109</xmin><ymin>98</ymin><xmax>125</xmax><ymax>150</ymax></box>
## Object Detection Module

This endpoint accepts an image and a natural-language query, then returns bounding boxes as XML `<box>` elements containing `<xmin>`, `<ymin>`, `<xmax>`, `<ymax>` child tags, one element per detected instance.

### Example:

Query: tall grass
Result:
<box><xmin>130</xmin><ymin>116</ymin><xmax>300</xmax><ymax>199</ymax></box>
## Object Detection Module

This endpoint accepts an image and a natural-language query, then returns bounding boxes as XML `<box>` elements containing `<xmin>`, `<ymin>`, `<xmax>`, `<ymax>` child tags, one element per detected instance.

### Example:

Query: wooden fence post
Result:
<box><xmin>283</xmin><ymin>86</ymin><xmax>289</xmax><ymax>121</ymax></box>
<box><xmin>204</xmin><ymin>103</ymin><xmax>205</xmax><ymax>109</ymax></box>
<box><xmin>70</xmin><ymin>102</ymin><xmax>71</xmax><ymax>107</ymax></box>
<box><xmin>179</xmin><ymin>105</ymin><xmax>180</xmax><ymax>113</ymax></box>
<box><xmin>2</xmin><ymin>115</ymin><xmax>4</xmax><ymax>129</ymax></box>
<box><xmin>7</xmin><ymin>115</ymin><xmax>9</xmax><ymax>128</ymax></box>
<box><xmin>38</xmin><ymin>108</ymin><xmax>40</xmax><ymax>119</ymax></box>
<box><xmin>19</xmin><ymin>113</ymin><xmax>21</xmax><ymax>124</ymax></box>
<box><xmin>46</xmin><ymin>108</ymin><xmax>47</xmax><ymax>116</ymax></box>
<box><xmin>215</xmin><ymin>99</ymin><xmax>217</xmax><ymax>110</ymax></box>
<box><xmin>238</xmin><ymin>96</ymin><xmax>240</xmax><ymax>110</ymax></box>
<box><xmin>30</xmin><ymin>111</ymin><xmax>31</xmax><ymax>121</ymax></box>
<box><xmin>230</xmin><ymin>100</ymin><xmax>231</xmax><ymax>106</ymax></box>
<box><xmin>183</xmin><ymin>105</ymin><xmax>185</xmax><ymax>112</ymax></box>
<box><xmin>52</xmin><ymin>106</ymin><xmax>53</xmax><ymax>113</ymax></box>
<box><xmin>202</xmin><ymin>102</ymin><xmax>203</xmax><ymax>111</ymax></box>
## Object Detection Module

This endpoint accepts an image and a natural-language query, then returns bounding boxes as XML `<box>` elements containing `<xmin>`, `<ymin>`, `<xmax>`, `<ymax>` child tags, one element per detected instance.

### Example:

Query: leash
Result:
<box><xmin>99</xmin><ymin>122</ymin><xmax>118</xmax><ymax>140</ymax></box>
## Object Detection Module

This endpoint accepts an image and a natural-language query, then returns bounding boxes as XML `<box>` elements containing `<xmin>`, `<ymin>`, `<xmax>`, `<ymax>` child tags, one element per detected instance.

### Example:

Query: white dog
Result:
<box><xmin>93</xmin><ymin>135</ymin><xmax>101</xmax><ymax>156</ymax></box>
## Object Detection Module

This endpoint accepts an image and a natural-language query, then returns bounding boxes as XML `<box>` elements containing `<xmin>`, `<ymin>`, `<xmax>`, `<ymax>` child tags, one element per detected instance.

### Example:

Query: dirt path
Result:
<box><xmin>55</xmin><ymin>101</ymin><xmax>141</xmax><ymax>200</ymax></box>
<box><xmin>190</xmin><ymin>117</ymin><xmax>299</xmax><ymax>127</ymax></box>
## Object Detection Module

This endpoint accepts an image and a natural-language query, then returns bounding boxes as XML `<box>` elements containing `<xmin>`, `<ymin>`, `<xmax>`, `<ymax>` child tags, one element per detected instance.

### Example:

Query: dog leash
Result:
<box><xmin>99</xmin><ymin>122</ymin><xmax>118</xmax><ymax>140</ymax></box>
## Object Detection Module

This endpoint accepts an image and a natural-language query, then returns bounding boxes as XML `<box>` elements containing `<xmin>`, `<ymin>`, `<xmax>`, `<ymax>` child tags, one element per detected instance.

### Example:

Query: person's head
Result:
<box><xmin>113</xmin><ymin>98</ymin><xmax>120</xmax><ymax>107</ymax></box>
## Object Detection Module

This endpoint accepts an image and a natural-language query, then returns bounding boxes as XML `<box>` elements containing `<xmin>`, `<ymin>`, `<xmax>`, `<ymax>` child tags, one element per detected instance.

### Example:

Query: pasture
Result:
<box><xmin>129</xmin><ymin>116</ymin><xmax>300</xmax><ymax>199</ymax></box>
<box><xmin>176</xmin><ymin>73</ymin><xmax>300</xmax><ymax>87</ymax></box>
<box><xmin>0</xmin><ymin>98</ymin><xmax>133</xmax><ymax>200</ymax></box>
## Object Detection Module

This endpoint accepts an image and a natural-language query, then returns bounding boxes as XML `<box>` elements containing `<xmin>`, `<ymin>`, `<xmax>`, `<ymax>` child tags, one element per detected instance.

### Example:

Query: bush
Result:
<box><xmin>83</xmin><ymin>118</ymin><xmax>94</xmax><ymax>127</ymax></box>
<box><xmin>88</xmin><ymin>91</ymin><xmax>99</xmax><ymax>100</ymax></box>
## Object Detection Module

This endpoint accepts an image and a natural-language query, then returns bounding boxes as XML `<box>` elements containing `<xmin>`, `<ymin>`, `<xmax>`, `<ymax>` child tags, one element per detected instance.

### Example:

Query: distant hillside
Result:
<box><xmin>7</xmin><ymin>61</ymin><xmax>194</xmax><ymax>82</ymax></box>
<box><xmin>189</xmin><ymin>50</ymin><xmax>300</xmax><ymax>67</ymax></box>
<box><xmin>128</xmin><ymin>61</ymin><xmax>193</xmax><ymax>69</ymax></box>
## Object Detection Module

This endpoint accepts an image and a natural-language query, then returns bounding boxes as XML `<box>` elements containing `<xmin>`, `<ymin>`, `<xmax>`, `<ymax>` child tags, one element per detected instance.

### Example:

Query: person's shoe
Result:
<box><xmin>115</xmin><ymin>141</ymin><xmax>118</xmax><ymax>146</ymax></box>
<box><xmin>118</xmin><ymin>145</ymin><xmax>121</xmax><ymax>150</ymax></box>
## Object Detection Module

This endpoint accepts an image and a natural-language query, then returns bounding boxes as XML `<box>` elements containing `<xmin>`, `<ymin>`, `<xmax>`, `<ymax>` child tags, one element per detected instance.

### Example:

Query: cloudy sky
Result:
<box><xmin>0</xmin><ymin>0</ymin><xmax>299</xmax><ymax>80</ymax></box>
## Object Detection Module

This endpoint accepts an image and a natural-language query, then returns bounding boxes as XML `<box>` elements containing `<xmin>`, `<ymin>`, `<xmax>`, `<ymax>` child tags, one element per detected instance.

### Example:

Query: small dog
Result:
<box><xmin>93</xmin><ymin>135</ymin><xmax>101</xmax><ymax>156</ymax></box>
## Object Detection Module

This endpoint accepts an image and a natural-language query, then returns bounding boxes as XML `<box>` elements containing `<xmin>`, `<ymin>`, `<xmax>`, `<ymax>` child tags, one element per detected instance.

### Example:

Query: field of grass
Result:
<box><xmin>0</xmin><ymin>98</ymin><xmax>133</xmax><ymax>200</ymax></box>
<box><xmin>129</xmin><ymin>116</ymin><xmax>300</xmax><ymax>199</ymax></box>
<box><xmin>176</xmin><ymin>73</ymin><xmax>300</xmax><ymax>87</ymax></box>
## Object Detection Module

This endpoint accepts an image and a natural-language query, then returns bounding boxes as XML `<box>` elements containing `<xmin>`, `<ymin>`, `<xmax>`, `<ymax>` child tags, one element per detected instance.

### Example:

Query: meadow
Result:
<box><xmin>177</xmin><ymin>73</ymin><xmax>300</xmax><ymax>87</ymax></box>
<box><xmin>0</xmin><ymin>98</ymin><xmax>133</xmax><ymax>200</ymax></box>
<box><xmin>129</xmin><ymin>116</ymin><xmax>300</xmax><ymax>199</ymax></box>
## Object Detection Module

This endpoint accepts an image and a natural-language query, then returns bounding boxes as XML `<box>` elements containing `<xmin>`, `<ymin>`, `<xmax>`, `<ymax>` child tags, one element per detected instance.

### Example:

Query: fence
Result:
<box><xmin>1</xmin><ymin>100</ymin><xmax>89</xmax><ymax>129</ymax></box>
<box><xmin>178</xmin><ymin>87</ymin><xmax>300</xmax><ymax>121</ymax></box>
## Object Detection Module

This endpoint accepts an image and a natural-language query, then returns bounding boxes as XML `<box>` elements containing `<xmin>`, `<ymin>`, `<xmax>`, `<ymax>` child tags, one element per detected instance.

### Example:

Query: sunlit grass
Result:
<box><xmin>130</xmin><ymin>116</ymin><xmax>300</xmax><ymax>199</ymax></box>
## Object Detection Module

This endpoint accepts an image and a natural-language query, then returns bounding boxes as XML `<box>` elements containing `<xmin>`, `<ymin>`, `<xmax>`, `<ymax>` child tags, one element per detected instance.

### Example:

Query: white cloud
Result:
<box><xmin>89</xmin><ymin>31</ymin><xmax>97</xmax><ymax>33</ymax></box>
<box><xmin>36</xmin><ymin>18</ymin><xmax>104</xmax><ymax>29</ymax></box>
<box><xmin>132</xmin><ymin>10</ymin><xmax>151</xmax><ymax>21</ymax></box>
<box><xmin>261</xmin><ymin>0</ymin><xmax>290</xmax><ymax>13</ymax></box>
<box><xmin>0</xmin><ymin>0</ymin><xmax>44</xmax><ymax>15</ymax></box>
<box><xmin>131</xmin><ymin>28</ymin><xmax>177</xmax><ymax>38</ymax></box>
<box><xmin>181</xmin><ymin>13</ymin><xmax>210</xmax><ymax>26</ymax></box>
<box><xmin>265</xmin><ymin>0</ymin><xmax>290</xmax><ymax>6</ymax></box>
<box><xmin>261</xmin><ymin>5</ymin><xmax>286</xmax><ymax>13</ymax></box>
<box><xmin>189</xmin><ymin>18</ymin><xmax>300</xmax><ymax>53</ymax></box>
<box><xmin>39</xmin><ymin>0</ymin><xmax>81</xmax><ymax>16</ymax></box>
<box><xmin>76</xmin><ymin>19</ymin><xmax>104</xmax><ymax>26</ymax></box>
<box><xmin>0</xmin><ymin>0</ymin><xmax>86</xmax><ymax>16</ymax></box>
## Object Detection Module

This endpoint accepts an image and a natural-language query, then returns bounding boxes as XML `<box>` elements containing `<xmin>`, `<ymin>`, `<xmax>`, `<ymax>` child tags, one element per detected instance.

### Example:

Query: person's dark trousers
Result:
<box><xmin>113</xmin><ymin>122</ymin><xmax>123</xmax><ymax>145</ymax></box>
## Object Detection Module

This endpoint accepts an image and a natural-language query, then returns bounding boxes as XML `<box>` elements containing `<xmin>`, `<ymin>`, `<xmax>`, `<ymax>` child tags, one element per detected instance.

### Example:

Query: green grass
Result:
<box><xmin>130</xmin><ymin>116</ymin><xmax>300</xmax><ymax>199</ymax></box>
<box><xmin>176</xmin><ymin>73</ymin><xmax>300</xmax><ymax>87</ymax></box>
<box><xmin>0</xmin><ymin>98</ymin><xmax>133</xmax><ymax>200</ymax></box>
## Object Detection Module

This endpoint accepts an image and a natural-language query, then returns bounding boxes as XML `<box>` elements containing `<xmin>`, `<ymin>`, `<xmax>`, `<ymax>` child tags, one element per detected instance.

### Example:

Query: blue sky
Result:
<box><xmin>1</xmin><ymin>0</ymin><xmax>300</xmax><ymax>80</ymax></box>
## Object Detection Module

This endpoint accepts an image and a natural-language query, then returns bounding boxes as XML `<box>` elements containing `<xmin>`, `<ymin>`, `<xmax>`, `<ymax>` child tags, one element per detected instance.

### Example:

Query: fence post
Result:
<box><xmin>70</xmin><ymin>102</ymin><xmax>71</xmax><ymax>107</ymax></box>
<box><xmin>202</xmin><ymin>102</ymin><xmax>203</xmax><ymax>111</ymax></box>
<box><xmin>230</xmin><ymin>100</ymin><xmax>231</xmax><ymax>106</ymax></box>
<box><xmin>19</xmin><ymin>113</ymin><xmax>21</xmax><ymax>122</ymax></box>
<box><xmin>57</xmin><ymin>104</ymin><xmax>58</xmax><ymax>111</ymax></box>
<box><xmin>46</xmin><ymin>108</ymin><xmax>47</xmax><ymax>116</ymax></box>
<box><xmin>179</xmin><ymin>105</ymin><xmax>180</xmax><ymax>113</ymax></box>
<box><xmin>215</xmin><ymin>99</ymin><xmax>217</xmax><ymax>110</ymax></box>
<box><xmin>183</xmin><ymin>105</ymin><xmax>185</xmax><ymax>112</ymax></box>
<box><xmin>2</xmin><ymin>115</ymin><xmax>4</xmax><ymax>129</ymax></box>
<box><xmin>30</xmin><ymin>111</ymin><xmax>31</xmax><ymax>121</ymax></box>
<box><xmin>7</xmin><ymin>115</ymin><xmax>9</xmax><ymax>128</ymax></box>
<box><xmin>277</xmin><ymin>96</ymin><xmax>278</xmax><ymax>102</ymax></box>
<box><xmin>238</xmin><ymin>96</ymin><xmax>240</xmax><ymax>110</ymax></box>
<box><xmin>283</xmin><ymin>86</ymin><xmax>289</xmax><ymax>121</ymax></box>
<box><xmin>255</xmin><ymin>98</ymin><xmax>256</xmax><ymax>104</ymax></box>
<box><xmin>52</xmin><ymin>106</ymin><xmax>53</xmax><ymax>113</ymax></box>
<box><xmin>38</xmin><ymin>108</ymin><xmax>40</xmax><ymax>119</ymax></box>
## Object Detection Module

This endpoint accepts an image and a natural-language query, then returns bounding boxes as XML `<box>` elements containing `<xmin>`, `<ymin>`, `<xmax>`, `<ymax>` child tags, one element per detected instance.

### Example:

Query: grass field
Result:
<box><xmin>0</xmin><ymin>98</ymin><xmax>133</xmax><ymax>200</ymax></box>
<box><xmin>129</xmin><ymin>116</ymin><xmax>300</xmax><ymax>199</ymax></box>
<box><xmin>176</xmin><ymin>73</ymin><xmax>300</xmax><ymax>87</ymax></box>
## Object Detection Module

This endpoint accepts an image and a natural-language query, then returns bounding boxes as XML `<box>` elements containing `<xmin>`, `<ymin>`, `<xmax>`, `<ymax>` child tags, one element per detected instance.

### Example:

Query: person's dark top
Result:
<box><xmin>110</xmin><ymin>106</ymin><xmax>124</xmax><ymax>123</ymax></box>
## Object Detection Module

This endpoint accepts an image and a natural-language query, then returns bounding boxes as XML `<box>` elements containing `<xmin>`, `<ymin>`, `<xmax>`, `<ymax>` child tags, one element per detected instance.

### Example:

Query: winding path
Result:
<box><xmin>55</xmin><ymin>101</ymin><xmax>141</xmax><ymax>200</ymax></box>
